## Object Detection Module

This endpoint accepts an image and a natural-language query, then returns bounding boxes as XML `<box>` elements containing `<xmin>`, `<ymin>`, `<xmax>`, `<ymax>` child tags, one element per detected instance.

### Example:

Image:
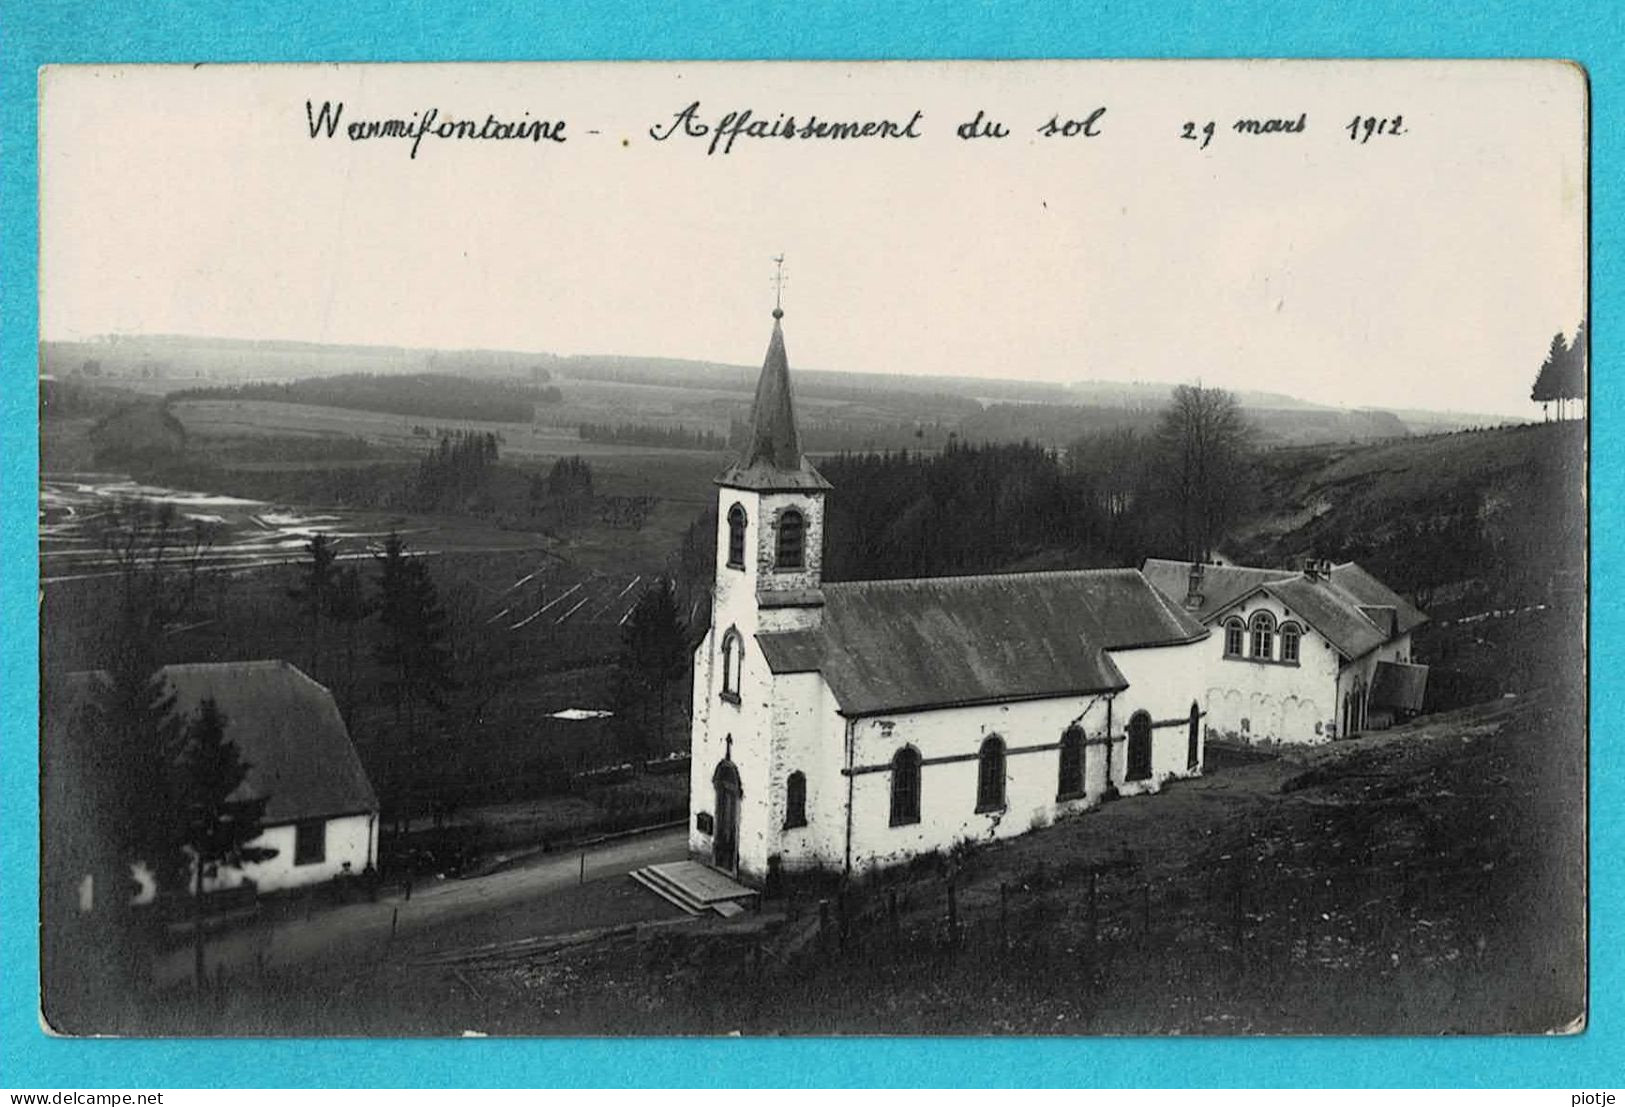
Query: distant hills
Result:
<box><xmin>40</xmin><ymin>333</ymin><xmax>1525</xmax><ymax>444</ymax></box>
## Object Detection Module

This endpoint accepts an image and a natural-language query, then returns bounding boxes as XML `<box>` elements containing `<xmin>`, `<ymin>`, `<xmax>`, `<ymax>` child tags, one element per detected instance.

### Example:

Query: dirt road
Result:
<box><xmin>154</xmin><ymin>827</ymin><xmax>688</xmax><ymax>987</ymax></box>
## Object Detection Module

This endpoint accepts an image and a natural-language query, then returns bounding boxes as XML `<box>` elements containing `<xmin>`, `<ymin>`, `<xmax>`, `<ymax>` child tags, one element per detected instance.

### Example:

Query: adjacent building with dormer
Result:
<box><xmin>1142</xmin><ymin>557</ymin><xmax>1429</xmax><ymax>746</ymax></box>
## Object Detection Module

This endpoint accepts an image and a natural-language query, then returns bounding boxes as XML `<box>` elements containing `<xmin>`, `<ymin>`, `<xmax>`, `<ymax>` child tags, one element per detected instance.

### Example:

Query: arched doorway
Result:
<box><xmin>1187</xmin><ymin>702</ymin><xmax>1201</xmax><ymax>770</ymax></box>
<box><xmin>712</xmin><ymin>759</ymin><xmax>741</xmax><ymax>874</ymax></box>
<box><xmin>1127</xmin><ymin>711</ymin><xmax>1153</xmax><ymax>782</ymax></box>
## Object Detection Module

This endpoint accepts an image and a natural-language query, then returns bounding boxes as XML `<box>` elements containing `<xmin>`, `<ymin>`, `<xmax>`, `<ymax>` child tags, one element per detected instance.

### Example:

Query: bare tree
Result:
<box><xmin>1153</xmin><ymin>384</ymin><xmax>1253</xmax><ymax>563</ymax></box>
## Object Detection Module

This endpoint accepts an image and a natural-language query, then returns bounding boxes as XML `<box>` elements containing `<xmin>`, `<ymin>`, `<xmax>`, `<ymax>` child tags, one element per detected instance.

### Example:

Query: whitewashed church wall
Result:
<box><xmin>842</xmin><ymin>694</ymin><xmax>1114</xmax><ymax>876</ymax></box>
<box><xmin>1199</xmin><ymin>594</ymin><xmax>1341</xmax><ymax>746</ymax></box>
<box><xmin>686</xmin><ymin>627</ymin><xmax>718</xmax><ymax>861</ymax></box>
<box><xmin>1105</xmin><ymin>641</ymin><xmax>1213</xmax><ymax>792</ymax></box>
<box><xmin>712</xmin><ymin>494</ymin><xmax>760</xmax><ymax>637</ymax></box>
<box><xmin>764</xmin><ymin>675</ymin><xmax>846</xmax><ymax>874</ymax></box>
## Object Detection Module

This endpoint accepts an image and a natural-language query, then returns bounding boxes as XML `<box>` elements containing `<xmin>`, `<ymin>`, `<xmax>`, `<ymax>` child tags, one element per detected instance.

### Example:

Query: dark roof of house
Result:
<box><xmin>52</xmin><ymin>660</ymin><xmax>377</xmax><ymax>825</ymax></box>
<box><xmin>716</xmin><ymin>314</ymin><xmax>832</xmax><ymax>492</ymax></box>
<box><xmin>1370</xmin><ymin>660</ymin><xmax>1430</xmax><ymax>712</ymax></box>
<box><xmin>1142</xmin><ymin>557</ymin><xmax>1427</xmax><ymax>661</ymax></box>
<box><xmin>1142</xmin><ymin>560</ymin><xmax>1297</xmax><ymax>617</ymax></box>
<box><xmin>755</xmin><ymin>568</ymin><xmax>1209</xmax><ymax>716</ymax></box>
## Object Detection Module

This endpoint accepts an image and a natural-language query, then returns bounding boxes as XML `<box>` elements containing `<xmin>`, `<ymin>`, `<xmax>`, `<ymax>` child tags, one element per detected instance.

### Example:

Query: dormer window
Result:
<box><xmin>726</xmin><ymin>503</ymin><xmax>748</xmax><ymax>570</ymax></box>
<box><xmin>1224</xmin><ymin>617</ymin><xmax>1245</xmax><ymax>658</ymax></box>
<box><xmin>1280</xmin><ymin>622</ymin><xmax>1302</xmax><ymax>664</ymax></box>
<box><xmin>776</xmin><ymin>508</ymin><xmax>805</xmax><ymax>570</ymax></box>
<box><xmin>1249</xmin><ymin>612</ymin><xmax>1276</xmax><ymax>660</ymax></box>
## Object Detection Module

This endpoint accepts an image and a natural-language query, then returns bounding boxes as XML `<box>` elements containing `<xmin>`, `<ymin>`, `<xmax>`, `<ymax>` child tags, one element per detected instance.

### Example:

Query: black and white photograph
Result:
<box><xmin>37</xmin><ymin>59</ymin><xmax>1587</xmax><ymax>1036</ymax></box>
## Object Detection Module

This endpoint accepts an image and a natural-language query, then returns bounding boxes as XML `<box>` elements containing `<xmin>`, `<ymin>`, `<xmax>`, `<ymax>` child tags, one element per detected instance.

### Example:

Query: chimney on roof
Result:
<box><xmin>1185</xmin><ymin>561</ymin><xmax>1206</xmax><ymax>608</ymax></box>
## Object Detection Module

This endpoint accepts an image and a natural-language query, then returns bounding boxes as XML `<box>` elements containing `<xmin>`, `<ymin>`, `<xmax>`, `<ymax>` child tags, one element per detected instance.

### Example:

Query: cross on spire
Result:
<box><xmin>771</xmin><ymin>253</ymin><xmax>788</xmax><ymax>318</ymax></box>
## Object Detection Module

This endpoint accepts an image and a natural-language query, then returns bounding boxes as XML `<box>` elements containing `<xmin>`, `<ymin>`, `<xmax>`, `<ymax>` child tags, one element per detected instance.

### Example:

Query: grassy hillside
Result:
<box><xmin>1228</xmin><ymin>420</ymin><xmax>1586</xmax><ymax>709</ymax></box>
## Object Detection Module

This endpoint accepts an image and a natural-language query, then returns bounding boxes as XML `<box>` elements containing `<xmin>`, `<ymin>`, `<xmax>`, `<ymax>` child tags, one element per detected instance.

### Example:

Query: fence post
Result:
<box><xmin>579</xmin><ymin>852</ymin><xmax>586</xmax><ymax>885</ymax></box>
<box><xmin>1088</xmin><ymin>870</ymin><xmax>1099</xmax><ymax>947</ymax></box>
<box><xmin>1231</xmin><ymin>861</ymin><xmax>1245</xmax><ymax>965</ymax></box>
<box><xmin>999</xmin><ymin>882</ymin><xmax>1009</xmax><ymax>952</ymax></box>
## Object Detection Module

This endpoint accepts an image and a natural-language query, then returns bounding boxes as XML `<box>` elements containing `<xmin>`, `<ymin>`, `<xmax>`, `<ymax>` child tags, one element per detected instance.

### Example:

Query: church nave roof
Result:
<box><xmin>756</xmin><ymin>567</ymin><xmax>1209</xmax><ymax>717</ymax></box>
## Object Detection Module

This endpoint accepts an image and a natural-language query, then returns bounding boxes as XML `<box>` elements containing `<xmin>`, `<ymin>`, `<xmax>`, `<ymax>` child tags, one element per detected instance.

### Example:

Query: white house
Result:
<box><xmin>1142</xmin><ymin>558</ymin><xmax>1429</xmax><ymax>746</ymax></box>
<box><xmin>50</xmin><ymin>660</ymin><xmax>381</xmax><ymax>907</ymax></box>
<box><xmin>687</xmin><ymin>308</ymin><xmax>1214</xmax><ymax>887</ymax></box>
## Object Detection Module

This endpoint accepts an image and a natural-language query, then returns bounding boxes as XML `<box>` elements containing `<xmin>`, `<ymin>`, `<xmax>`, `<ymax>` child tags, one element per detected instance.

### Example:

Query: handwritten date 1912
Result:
<box><xmin>1347</xmin><ymin>114</ymin><xmax>1406</xmax><ymax>143</ymax></box>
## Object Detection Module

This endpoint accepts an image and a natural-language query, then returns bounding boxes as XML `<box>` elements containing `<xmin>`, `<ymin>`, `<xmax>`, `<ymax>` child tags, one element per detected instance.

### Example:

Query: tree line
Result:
<box><xmin>1531</xmin><ymin>323</ymin><xmax>1587</xmax><ymax>421</ymax></box>
<box><xmin>579</xmin><ymin>421</ymin><xmax>728</xmax><ymax>451</ymax></box>
<box><xmin>172</xmin><ymin>372</ymin><xmax>562</xmax><ymax>423</ymax></box>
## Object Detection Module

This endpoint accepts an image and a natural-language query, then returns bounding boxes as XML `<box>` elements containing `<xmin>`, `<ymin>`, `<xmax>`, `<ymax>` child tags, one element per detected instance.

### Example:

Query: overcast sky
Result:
<box><xmin>40</xmin><ymin>60</ymin><xmax>1586</xmax><ymax>416</ymax></box>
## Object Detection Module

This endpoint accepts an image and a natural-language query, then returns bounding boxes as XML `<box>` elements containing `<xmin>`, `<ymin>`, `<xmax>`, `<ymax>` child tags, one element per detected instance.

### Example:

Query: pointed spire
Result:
<box><xmin>717</xmin><ymin>308</ymin><xmax>831</xmax><ymax>491</ymax></box>
<box><xmin>743</xmin><ymin>313</ymin><xmax>801</xmax><ymax>470</ymax></box>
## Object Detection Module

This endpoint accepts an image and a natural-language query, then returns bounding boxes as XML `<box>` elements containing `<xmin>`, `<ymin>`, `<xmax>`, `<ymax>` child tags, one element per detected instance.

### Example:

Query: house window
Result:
<box><xmin>776</xmin><ymin>508</ymin><xmax>805</xmax><ymax>570</ymax></box>
<box><xmin>720</xmin><ymin>629</ymin><xmax>743</xmax><ymax>703</ymax></box>
<box><xmin>726</xmin><ymin>503</ymin><xmax>748</xmax><ymax>569</ymax></box>
<box><xmin>1250</xmin><ymin>612</ymin><xmax>1276</xmax><ymax>660</ymax></box>
<box><xmin>784</xmin><ymin>771</ymin><xmax>807</xmax><ymax>829</ymax></box>
<box><xmin>1224</xmin><ymin>618</ymin><xmax>1245</xmax><ymax>657</ymax></box>
<box><xmin>1057</xmin><ymin>725</ymin><xmax>1084</xmax><ymax>799</ymax></box>
<box><xmin>294</xmin><ymin>820</ymin><xmax>326</xmax><ymax>866</ymax></box>
<box><xmin>1280</xmin><ymin>622</ymin><xmax>1301</xmax><ymax>664</ymax></box>
<box><xmin>976</xmin><ymin>736</ymin><xmax>1007</xmax><ymax>812</ymax></box>
<box><xmin>890</xmin><ymin>747</ymin><xmax>921</xmax><ymax>826</ymax></box>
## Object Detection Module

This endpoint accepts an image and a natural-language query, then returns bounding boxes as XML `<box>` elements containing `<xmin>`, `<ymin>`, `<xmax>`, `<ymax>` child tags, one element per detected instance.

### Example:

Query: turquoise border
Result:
<box><xmin>2</xmin><ymin>0</ymin><xmax>1617</xmax><ymax>1088</ymax></box>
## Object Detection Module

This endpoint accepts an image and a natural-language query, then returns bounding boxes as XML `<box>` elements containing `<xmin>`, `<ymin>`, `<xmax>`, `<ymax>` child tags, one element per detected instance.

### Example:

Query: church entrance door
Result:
<box><xmin>712</xmin><ymin>760</ymin><xmax>741</xmax><ymax>875</ymax></box>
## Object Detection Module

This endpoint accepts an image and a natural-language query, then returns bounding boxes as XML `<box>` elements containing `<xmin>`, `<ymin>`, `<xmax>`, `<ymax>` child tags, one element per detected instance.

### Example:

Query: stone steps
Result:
<box><xmin>629</xmin><ymin>860</ymin><xmax>758</xmax><ymax>918</ymax></box>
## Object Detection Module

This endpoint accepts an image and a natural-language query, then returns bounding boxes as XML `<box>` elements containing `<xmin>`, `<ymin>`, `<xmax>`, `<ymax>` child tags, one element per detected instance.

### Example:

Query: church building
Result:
<box><xmin>688</xmin><ymin>308</ymin><xmax>1214</xmax><ymax>887</ymax></box>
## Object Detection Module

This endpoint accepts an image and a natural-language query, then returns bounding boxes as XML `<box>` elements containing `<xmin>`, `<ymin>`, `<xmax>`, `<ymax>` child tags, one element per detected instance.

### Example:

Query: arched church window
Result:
<box><xmin>1126</xmin><ymin>711</ymin><xmax>1153</xmax><ymax>782</ymax></box>
<box><xmin>1224</xmin><ymin>618</ymin><xmax>1245</xmax><ymax>657</ymax></box>
<box><xmin>726</xmin><ymin>503</ymin><xmax>748</xmax><ymax>569</ymax></box>
<box><xmin>776</xmin><ymin>508</ymin><xmax>805</xmax><ymax>570</ymax></box>
<box><xmin>784</xmin><ymin>771</ymin><xmax>807</xmax><ymax>829</ymax></box>
<box><xmin>1057</xmin><ymin>725</ymin><xmax>1085</xmax><ymax>800</ymax></box>
<box><xmin>1249</xmin><ymin>612</ymin><xmax>1276</xmax><ymax>660</ymax></box>
<box><xmin>1280</xmin><ymin>622</ymin><xmax>1302</xmax><ymax>664</ymax></box>
<box><xmin>976</xmin><ymin>736</ymin><xmax>1007</xmax><ymax>812</ymax></box>
<box><xmin>720</xmin><ymin>629</ymin><xmax>743</xmax><ymax>703</ymax></box>
<box><xmin>890</xmin><ymin>747</ymin><xmax>921</xmax><ymax>826</ymax></box>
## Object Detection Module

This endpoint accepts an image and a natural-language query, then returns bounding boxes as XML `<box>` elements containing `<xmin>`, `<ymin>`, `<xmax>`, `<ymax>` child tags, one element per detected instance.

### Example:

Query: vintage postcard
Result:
<box><xmin>36</xmin><ymin>59</ymin><xmax>1587</xmax><ymax>1037</ymax></box>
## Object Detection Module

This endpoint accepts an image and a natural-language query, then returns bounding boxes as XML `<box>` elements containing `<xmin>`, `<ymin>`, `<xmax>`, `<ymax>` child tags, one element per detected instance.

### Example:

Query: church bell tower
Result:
<box><xmin>712</xmin><ymin>302</ymin><xmax>831</xmax><ymax>639</ymax></box>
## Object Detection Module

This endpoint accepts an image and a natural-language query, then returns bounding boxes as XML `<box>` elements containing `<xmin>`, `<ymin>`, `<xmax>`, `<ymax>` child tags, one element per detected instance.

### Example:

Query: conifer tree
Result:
<box><xmin>324</xmin><ymin>564</ymin><xmax>374</xmax><ymax>726</ymax></box>
<box><xmin>287</xmin><ymin>533</ymin><xmax>337</xmax><ymax>675</ymax></box>
<box><xmin>173</xmin><ymin>697</ymin><xmax>275</xmax><ymax>987</ymax></box>
<box><xmin>373</xmin><ymin>533</ymin><xmax>456</xmax><ymax>730</ymax></box>
<box><xmin>1561</xmin><ymin>321</ymin><xmax>1587</xmax><ymax>418</ymax></box>
<box><xmin>614</xmin><ymin>579</ymin><xmax>689</xmax><ymax>756</ymax></box>
<box><xmin>1533</xmin><ymin>332</ymin><xmax>1567</xmax><ymax>420</ymax></box>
